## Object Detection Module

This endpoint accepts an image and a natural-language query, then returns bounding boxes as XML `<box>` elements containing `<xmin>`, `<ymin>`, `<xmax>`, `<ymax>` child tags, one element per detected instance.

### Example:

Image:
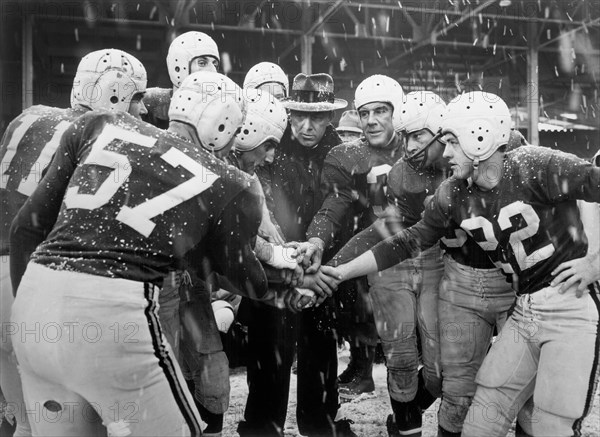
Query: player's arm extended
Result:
<box><xmin>545</xmin><ymin>153</ymin><xmax>600</xmax><ymax>203</ymax></box>
<box><xmin>329</xmin><ymin>204</ymin><xmax>405</xmax><ymax>266</ymax></box>
<box><xmin>255</xmin><ymin>161</ymin><xmax>285</xmax><ymax>239</ymax></box>
<box><xmin>319</xmin><ymin>194</ymin><xmax>448</xmax><ymax>287</ymax></box>
<box><xmin>306</xmin><ymin>153</ymin><xmax>355</xmax><ymax>250</ymax></box>
<box><xmin>9</xmin><ymin>120</ymin><xmax>82</xmax><ymax>294</ymax></box>
<box><xmin>205</xmin><ymin>187</ymin><xmax>268</xmax><ymax>300</ymax></box>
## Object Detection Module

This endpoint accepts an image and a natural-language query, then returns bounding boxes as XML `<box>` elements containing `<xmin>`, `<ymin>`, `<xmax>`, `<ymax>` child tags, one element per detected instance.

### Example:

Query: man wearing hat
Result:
<box><xmin>336</xmin><ymin>110</ymin><xmax>363</xmax><ymax>142</ymax></box>
<box><xmin>239</xmin><ymin>73</ymin><xmax>356</xmax><ymax>437</ymax></box>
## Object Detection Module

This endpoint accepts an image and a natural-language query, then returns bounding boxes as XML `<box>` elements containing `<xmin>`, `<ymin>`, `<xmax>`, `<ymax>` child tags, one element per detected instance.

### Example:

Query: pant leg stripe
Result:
<box><xmin>572</xmin><ymin>282</ymin><xmax>600</xmax><ymax>437</ymax></box>
<box><xmin>143</xmin><ymin>284</ymin><xmax>202</xmax><ymax>436</ymax></box>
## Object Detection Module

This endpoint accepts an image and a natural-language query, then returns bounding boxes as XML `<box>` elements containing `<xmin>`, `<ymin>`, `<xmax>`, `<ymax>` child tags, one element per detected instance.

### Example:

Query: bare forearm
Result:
<box><xmin>335</xmin><ymin>250</ymin><xmax>379</xmax><ymax>282</ymax></box>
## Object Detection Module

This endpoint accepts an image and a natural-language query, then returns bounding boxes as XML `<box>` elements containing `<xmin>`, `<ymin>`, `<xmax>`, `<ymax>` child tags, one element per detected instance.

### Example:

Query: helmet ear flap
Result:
<box><xmin>168</xmin><ymin>71</ymin><xmax>245</xmax><ymax>152</ymax></box>
<box><xmin>196</xmin><ymin>97</ymin><xmax>244</xmax><ymax>150</ymax></box>
<box><xmin>235</xmin><ymin>90</ymin><xmax>288</xmax><ymax>152</ymax></box>
<box><xmin>71</xmin><ymin>49</ymin><xmax>147</xmax><ymax>112</ymax></box>
<box><xmin>441</xmin><ymin>91</ymin><xmax>511</xmax><ymax>161</ymax></box>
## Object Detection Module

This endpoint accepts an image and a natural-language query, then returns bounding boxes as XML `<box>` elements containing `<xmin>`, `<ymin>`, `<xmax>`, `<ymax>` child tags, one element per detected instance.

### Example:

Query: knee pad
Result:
<box><xmin>438</xmin><ymin>395</ymin><xmax>472</xmax><ymax>434</ymax></box>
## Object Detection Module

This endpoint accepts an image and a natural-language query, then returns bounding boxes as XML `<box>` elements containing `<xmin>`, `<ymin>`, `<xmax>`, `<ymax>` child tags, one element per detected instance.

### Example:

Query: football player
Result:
<box><xmin>9</xmin><ymin>71</ymin><xmax>267</xmax><ymax>436</ymax></box>
<box><xmin>0</xmin><ymin>48</ymin><xmax>147</xmax><ymax>437</ymax></box>
<box><xmin>318</xmin><ymin>91</ymin><xmax>600</xmax><ymax>437</ymax></box>
<box><xmin>243</xmin><ymin>61</ymin><xmax>289</xmax><ymax>101</ymax></box>
<box><xmin>144</xmin><ymin>31</ymin><xmax>220</xmax><ymax>129</ymax></box>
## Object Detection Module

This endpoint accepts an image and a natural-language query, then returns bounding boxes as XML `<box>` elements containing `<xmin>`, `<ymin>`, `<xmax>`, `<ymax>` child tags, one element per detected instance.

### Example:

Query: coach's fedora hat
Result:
<box><xmin>282</xmin><ymin>73</ymin><xmax>347</xmax><ymax>112</ymax></box>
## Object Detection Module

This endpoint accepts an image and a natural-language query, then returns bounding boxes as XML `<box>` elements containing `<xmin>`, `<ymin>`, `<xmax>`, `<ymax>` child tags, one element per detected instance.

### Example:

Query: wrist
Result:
<box><xmin>308</xmin><ymin>237</ymin><xmax>325</xmax><ymax>251</ymax></box>
<box><xmin>335</xmin><ymin>264</ymin><xmax>350</xmax><ymax>282</ymax></box>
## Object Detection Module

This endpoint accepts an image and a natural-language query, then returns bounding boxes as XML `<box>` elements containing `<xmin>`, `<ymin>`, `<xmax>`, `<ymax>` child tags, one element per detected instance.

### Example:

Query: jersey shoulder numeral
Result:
<box><xmin>64</xmin><ymin>124</ymin><xmax>221</xmax><ymax>237</ymax></box>
<box><xmin>459</xmin><ymin>201</ymin><xmax>555</xmax><ymax>273</ymax></box>
<box><xmin>1</xmin><ymin>111</ymin><xmax>72</xmax><ymax>196</ymax></box>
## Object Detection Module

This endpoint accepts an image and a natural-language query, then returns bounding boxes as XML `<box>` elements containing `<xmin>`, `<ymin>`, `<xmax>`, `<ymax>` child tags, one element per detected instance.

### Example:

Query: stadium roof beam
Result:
<box><xmin>278</xmin><ymin>0</ymin><xmax>344</xmax><ymax>64</ymax></box>
<box><xmin>290</xmin><ymin>0</ymin><xmax>595</xmax><ymax>27</ymax></box>
<box><xmin>373</xmin><ymin>0</ymin><xmax>499</xmax><ymax>71</ymax></box>
<box><xmin>538</xmin><ymin>16</ymin><xmax>600</xmax><ymax>49</ymax></box>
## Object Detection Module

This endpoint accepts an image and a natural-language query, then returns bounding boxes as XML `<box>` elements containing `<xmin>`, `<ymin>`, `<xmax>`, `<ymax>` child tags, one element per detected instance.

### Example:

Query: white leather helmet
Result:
<box><xmin>168</xmin><ymin>71</ymin><xmax>245</xmax><ymax>151</ymax></box>
<box><xmin>398</xmin><ymin>91</ymin><xmax>446</xmax><ymax>135</ymax></box>
<box><xmin>71</xmin><ymin>49</ymin><xmax>147</xmax><ymax>112</ymax></box>
<box><xmin>442</xmin><ymin>91</ymin><xmax>511</xmax><ymax>162</ymax></box>
<box><xmin>243</xmin><ymin>62</ymin><xmax>289</xmax><ymax>97</ymax></box>
<box><xmin>400</xmin><ymin>91</ymin><xmax>447</xmax><ymax>171</ymax></box>
<box><xmin>354</xmin><ymin>74</ymin><xmax>404</xmax><ymax>129</ymax></box>
<box><xmin>235</xmin><ymin>89</ymin><xmax>288</xmax><ymax>152</ymax></box>
<box><xmin>167</xmin><ymin>31</ymin><xmax>220</xmax><ymax>88</ymax></box>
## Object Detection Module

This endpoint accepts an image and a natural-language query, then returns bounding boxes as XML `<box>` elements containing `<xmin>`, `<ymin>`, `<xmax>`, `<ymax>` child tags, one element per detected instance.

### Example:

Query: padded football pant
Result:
<box><xmin>11</xmin><ymin>262</ymin><xmax>202</xmax><ymax>436</ymax></box>
<box><xmin>158</xmin><ymin>270</ymin><xmax>230</xmax><ymax>415</ymax></box>
<box><xmin>179</xmin><ymin>283</ymin><xmax>230</xmax><ymax>415</ymax></box>
<box><xmin>437</xmin><ymin>255</ymin><xmax>515</xmax><ymax>433</ymax></box>
<box><xmin>463</xmin><ymin>282</ymin><xmax>600</xmax><ymax>437</ymax></box>
<box><xmin>367</xmin><ymin>244</ymin><xmax>444</xmax><ymax>402</ymax></box>
<box><xmin>0</xmin><ymin>256</ymin><xmax>32</xmax><ymax>436</ymax></box>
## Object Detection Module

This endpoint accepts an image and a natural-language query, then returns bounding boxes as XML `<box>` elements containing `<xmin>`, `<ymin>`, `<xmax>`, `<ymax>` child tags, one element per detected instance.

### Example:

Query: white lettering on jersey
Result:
<box><xmin>498</xmin><ymin>201</ymin><xmax>555</xmax><ymax>270</ymax></box>
<box><xmin>65</xmin><ymin>125</ymin><xmax>153</xmax><ymax>210</ymax></box>
<box><xmin>459</xmin><ymin>201</ymin><xmax>555</xmax><ymax>274</ymax></box>
<box><xmin>18</xmin><ymin>120</ymin><xmax>71</xmax><ymax>196</ymax></box>
<box><xmin>461</xmin><ymin>216</ymin><xmax>498</xmax><ymax>251</ymax></box>
<box><xmin>366</xmin><ymin>164</ymin><xmax>392</xmax><ymax>183</ymax></box>
<box><xmin>116</xmin><ymin>147</ymin><xmax>220</xmax><ymax>237</ymax></box>
<box><xmin>64</xmin><ymin>124</ymin><xmax>221</xmax><ymax>237</ymax></box>
<box><xmin>1</xmin><ymin>113</ymin><xmax>41</xmax><ymax>191</ymax></box>
<box><xmin>368</xmin><ymin>164</ymin><xmax>392</xmax><ymax>217</ymax></box>
<box><xmin>441</xmin><ymin>228</ymin><xmax>468</xmax><ymax>248</ymax></box>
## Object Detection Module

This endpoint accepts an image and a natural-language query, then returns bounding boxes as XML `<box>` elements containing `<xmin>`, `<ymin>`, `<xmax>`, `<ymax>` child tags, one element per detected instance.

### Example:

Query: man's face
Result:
<box><xmin>406</xmin><ymin>128</ymin><xmax>447</xmax><ymax>169</ymax></box>
<box><xmin>443</xmin><ymin>133</ymin><xmax>472</xmax><ymax>179</ymax></box>
<box><xmin>238</xmin><ymin>141</ymin><xmax>275</xmax><ymax>175</ymax></box>
<box><xmin>128</xmin><ymin>92</ymin><xmax>147</xmax><ymax>119</ymax></box>
<box><xmin>257</xmin><ymin>82</ymin><xmax>286</xmax><ymax>100</ymax></box>
<box><xmin>358</xmin><ymin>102</ymin><xmax>395</xmax><ymax>148</ymax></box>
<box><xmin>290</xmin><ymin>110</ymin><xmax>333</xmax><ymax>148</ymax></box>
<box><xmin>190</xmin><ymin>56</ymin><xmax>219</xmax><ymax>73</ymax></box>
<box><xmin>337</xmin><ymin>130</ymin><xmax>361</xmax><ymax>142</ymax></box>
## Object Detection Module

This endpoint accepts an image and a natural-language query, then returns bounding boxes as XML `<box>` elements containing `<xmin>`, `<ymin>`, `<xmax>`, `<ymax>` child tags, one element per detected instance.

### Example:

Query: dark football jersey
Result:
<box><xmin>387</xmin><ymin>158</ymin><xmax>447</xmax><ymax>228</ymax></box>
<box><xmin>11</xmin><ymin>111</ymin><xmax>266</xmax><ymax>296</ymax></box>
<box><xmin>141</xmin><ymin>87</ymin><xmax>172</xmax><ymax>129</ymax></box>
<box><xmin>330</xmin><ymin>150</ymin><xmax>494</xmax><ymax>269</ymax></box>
<box><xmin>0</xmin><ymin>105</ymin><xmax>87</xmax><ymax>254</ymax></box>
<box><xmin>440</xmin><ymin>129</ymin><xmax>530</xmax><ymax>268</ymax></box>
<box><xmin>307</xmin><ymin>135</ymin><xmax>403</xmax><ymax>247</ymax></box>
<box><xmin>371</xmin><ymin>145</ymin><xmax>600</xmax><ymax>294</ymax></box>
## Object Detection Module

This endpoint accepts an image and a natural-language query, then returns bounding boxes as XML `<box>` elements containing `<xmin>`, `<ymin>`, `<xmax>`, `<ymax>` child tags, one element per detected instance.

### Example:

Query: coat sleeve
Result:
<box><xmin>306</xmin><ymin>152</ymin><xmax>355</xmax><ymax>247</ymax></box>
<box><xmin>369</xmin><ymin>185</ymin><xmax>450</xmax><ymax>272</ymax></box>
<box><xmin>202</xmin><ymin>187</ymin><xmax>269</xmax><ymax>300</ymax></box>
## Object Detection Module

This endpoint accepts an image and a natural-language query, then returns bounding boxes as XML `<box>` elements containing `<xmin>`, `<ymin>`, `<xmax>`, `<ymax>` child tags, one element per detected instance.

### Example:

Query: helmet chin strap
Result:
<box><xmin>404</xmin><ymin>130</ymin><xmax>443</xmax><ymax>172</ymax></box>
<box><xmin>470</xmin><ymin>157</ymin><xmax>481</xmax><ymax>187</ymax></box>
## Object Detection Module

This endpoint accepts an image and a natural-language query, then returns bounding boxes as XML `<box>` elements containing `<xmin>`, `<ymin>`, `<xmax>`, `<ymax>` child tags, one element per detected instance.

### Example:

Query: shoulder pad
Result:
<box><xmin>388</xmin><ymin>159</ymin><xmax>428</xmax><ymax>195</ymax></box>
<box><xmin>326</xmin><ymin>139</ymin><xmax>370</xmax><ymax>168</ymax></box>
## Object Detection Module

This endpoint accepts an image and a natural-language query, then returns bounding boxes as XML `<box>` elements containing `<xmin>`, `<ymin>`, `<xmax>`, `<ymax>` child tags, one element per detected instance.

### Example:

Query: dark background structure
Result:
<box><xmin>1</xmin><ymin>0</ymin><xmax>598</xmax><ymax>157</ymax></box>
